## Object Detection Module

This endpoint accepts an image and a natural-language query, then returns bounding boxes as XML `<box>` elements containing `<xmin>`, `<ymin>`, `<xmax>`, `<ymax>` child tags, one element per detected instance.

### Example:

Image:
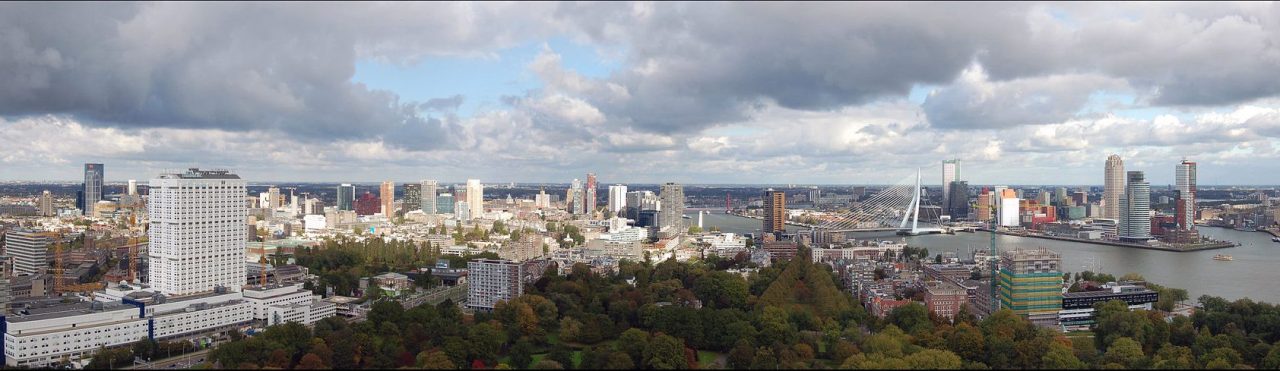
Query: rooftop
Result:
<box><xmin>159</xmin><ymin>168</ymin><xmax>241</xmax><ymax>180</ymax></box>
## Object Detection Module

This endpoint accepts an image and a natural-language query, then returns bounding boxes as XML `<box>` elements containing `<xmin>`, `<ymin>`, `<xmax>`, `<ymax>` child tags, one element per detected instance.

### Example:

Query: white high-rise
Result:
<box><xmin>421</xmin><ymin>180</ymin><xmax>438</xmax><ymax>214</ymax></box>
<box><xmin>942</xmin><ymin>159</ymin><xmax>961</xmax><ymax>213</ymax></box>
<box><xmin>1118</xmin><ymin>171</ymin><xmax>1152</xmax><ymax>241</ymax></box>
<box><xmin>1176</xmin><ymin>159</ymin><xmax>1197</xmax><ymax>230</ymax></box>
<box><xmin>608</xmin><ymin>184</ymin><xmax>628</xmax><ymax>214</ymax></box>
<box><xmin>466</xmin><ymin>179</ymin><xmax>483</xmax><ymax>220</ymax></box>
<box><xmin>659</xmin><ymin>183</ymin><xmax>685</xmax><ymax>237</ymax></box>
<box><xmin>148</xmin><ymin>168</ymin><xmax>247</xmax><ymax>295</ymax></box>
<box><xmin>127</xmin><ymin>179</ymin><xmax>137</xmax><ymax>195</ymax></box>
<box><xmin>1104</xmin><ymin>154</ymin><xmax>1124</xmax><ymax>219</ymax></box>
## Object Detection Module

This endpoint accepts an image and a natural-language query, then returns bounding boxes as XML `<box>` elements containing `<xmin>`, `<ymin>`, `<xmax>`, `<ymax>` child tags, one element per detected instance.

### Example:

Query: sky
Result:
<box><xmin>2</xmin><ymin>2</ymin><xmax>1280</xmax><ymax>186</ymax></box>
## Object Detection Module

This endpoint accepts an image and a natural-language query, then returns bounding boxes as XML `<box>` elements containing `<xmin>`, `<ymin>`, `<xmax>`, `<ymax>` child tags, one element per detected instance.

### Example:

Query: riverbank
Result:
<box><xmin>988</xmin><ymin>229</ymin><xmax>1237</xmax><ymax>252</ymax></box>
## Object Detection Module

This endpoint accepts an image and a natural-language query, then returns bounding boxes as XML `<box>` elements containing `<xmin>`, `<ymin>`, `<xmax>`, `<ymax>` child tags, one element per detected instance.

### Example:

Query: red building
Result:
<box><xmin>355</xmin><ymin>192</ymin><xmax>381</xmax><ymax>216</ymax></box>
<box><xmin>1151</xmin><ymin>214</ymin><xmax>1176</xmax><ymax>236</ymax></box>
<box><xmin>924</xmin><ymin>280</ymin><xmax>968</xmax><ymax>321</ymax></box>
<box><xmin>762</xmin><ymin>241</ymin><xmax>799</xmax><ymax>261</ymax></box>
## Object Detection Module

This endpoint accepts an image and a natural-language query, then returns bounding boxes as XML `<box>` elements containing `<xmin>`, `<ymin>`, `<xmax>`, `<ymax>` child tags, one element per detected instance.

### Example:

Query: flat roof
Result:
<box><xmin>8</xmin><ymin>301</ymin><xmax>135</xmax><ymax>323</ymax></box>
<box><xmin>1063</xmin><ymin>288</ymin><xmax>1156</xmax><ymax>299</ymax></box>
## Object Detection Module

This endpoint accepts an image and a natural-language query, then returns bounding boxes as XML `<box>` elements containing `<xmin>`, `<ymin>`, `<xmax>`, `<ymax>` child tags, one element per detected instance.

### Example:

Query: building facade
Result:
<box><xmin>659</xmin><ymin>183</ymin><xmax>685</xmax><ymax>237</ymax></box>
<box><xmin>466</xmin><ymin>179</ymin><xmax>483</xmax><ymax>220</ymax></box>
<box><xmin>998</xmin><ymin>248</ymin><xmax>1063</xmax><ymax>328</ymax></box>
<box><xmin>421</xmin><ymin>180</ymin><xmax>438</xmax><ymax>214</ymax></box>
<box><xmin>380</xmin><ymin>181</ymin><xmax>395</xmax><ymax>217</ymax></box>
<box><xmin>1119</xmin><ymin>171</ymin><xmax>1152</xmax><ymax>241</ymax></box>
<box><xmin>1104</xmin><ymin>155</ymin><xmax>1124</xmax><ymax>219</ymax></box>
<box><xmin>147</xmin><ymin>168</ymin><xmax>248</xmax><ymax>296</ymax></box>
<box><xmin>942</xmin><ymin>159</ymin><xmax>961</xmax><ymax>214</ymax></box>
<box><xmin>763</xmin><ymin>189</ymin><xmax>786</xmax><ymax>237</ymax></box>
<box><xmin>3</xmin><ymin>230</ymin><xmax>49</xmax><ymax>276</ymax></box>
<box><xmin>83</xmin><ymin>163</ymin><xmax>103</xmax><ymax>217</ymax></box>
<box><xmin>467</xmin><ymin>259</ymin><xmax>523</xmax><ymax>310</ymax></box>
<box><xmin>1175</xmin><ymin>159</ymin><xmax>1197</xmax><ymax>231</ymax></box>
<box><xmin>585</xmin><ymin>173</ymin><xmax>597</xmax><ymax>214</ymax></box>
<box><xmin>925</xmin><ymin>280</ymin><xmax>968</xmax><ymax>321</ymax></box>
<box><xmin>947</xmin><ymin>180</ymin><xmax>969</xmax><ymax>219</ymax></box>
<box><xmin>337</xmin><ymin>183</ymin><xmax>355</xmax><ymax>211</ymax></box>
<box><xmin>403</xmin><ymin>183</ymin><xmax>421</xmax><ymax>212</ymax></box>
<box><xmin>608</xmin><ymin>184</ymin><xmax>627</xmax><ymax>214</ymax></box>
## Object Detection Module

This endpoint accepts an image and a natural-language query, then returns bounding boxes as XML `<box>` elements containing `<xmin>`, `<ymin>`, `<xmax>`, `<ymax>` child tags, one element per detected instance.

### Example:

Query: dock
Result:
<box><xmin>985</xmin><ymin>230</ymin><xmax>1237</xmax><ymax>252</ymax></box>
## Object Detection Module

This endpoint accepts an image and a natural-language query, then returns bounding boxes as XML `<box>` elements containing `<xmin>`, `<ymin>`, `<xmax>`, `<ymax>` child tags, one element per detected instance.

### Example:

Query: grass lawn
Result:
<box><xmin>697</xmin><ymin>350</ymin><xmax>722</xmax><ymax>368</ymax></box>
<box><xmin>571</xmin><ymin>350</ymin><xmax>583</xmax><ymax>368</ymax></box>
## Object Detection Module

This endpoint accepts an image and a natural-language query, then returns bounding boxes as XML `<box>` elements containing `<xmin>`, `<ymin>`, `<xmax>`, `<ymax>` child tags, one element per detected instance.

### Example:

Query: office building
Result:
<box><xmin>268</xmin><ymin>186</ymin><xmax>281</xmax><ymax>209</ymax></box>
<box><xmin>467</xmin><ymin>259</ymin><xmax>523</xmax><ymax>311</ymax></box>
<box><xmin>455</xmin><ymin>201</ymin><xmax>470</xmax><ymax>221</ymax></box>
<box><xmin>466</xmin><ymin>179</ymin><xmax>483</xmax><ymax>220</ymax></box>
<box><xmin>1104</xmin><ymin>155</ymin><xmax>1124</xmax><ymax>219</ymax></box>
<box><xmin>337</xmin><ymin>184</ymin><xmax>355</xmax><ymax>211</ymax></box>
<box><xmin>608</xmin><ymin>184</ymin><xmax>627</xmax><ymax>214</ymax></box>
<box><xmin>659</xmin><ymin>183</ymin><xmax>685</xmax><ymax>237</ymax></box>
<box><xmin>0</xmin><ymin>255</ymin><xmax>9</xmax><ymax>313</ymax></box>
<box><xmin>998</xmin><ymin>248</ymin><xmax>1063</xmax><ymax>328</ymax></box>
<box><xmin>763</xmin><ymin>189</ymin><xmax>786</xmax><ymax>237</ymax></box>
<box><xmin>3</xmin><ymin>229</ymin><xmax>50</xmax><ymax>276</ymax></box>
<box><xmin>534</xmin><ymin>188</ymin><xmax>551</xmax><ymax>209</ymax></box>
<box><xmin>1058</xmin><ymin>283</ymin><xmax>1158</xmax><ymax>330</ymax></box>
<box><xmin>975</xmin><ymin>189</ymin><xmax>992</xmax><ymax>222</ymax></box>
<box><xmin>1176</xmin><ymin>159</ymin><xmax>1197</xmax><ymax>231</ymax></box>
<box><xmin>127</xmin><ymin>180</ymin><xmax>137</xmax><ymax>196</ymax></box>
<box><xmin>437</xmin><ymin>193</ymin><xmax>455</xmax><ymax>214</ymax></box>
<box><xmin>38</xmin><ymin>190</ymin><xmax>54</xmax><ymax>217</ymax></box>
<box><xmin>942</xmin><ymin>159</ymin><xmax>961</xmax><ymax>213</ymax></box>
<box><xmin>625</xmin><ymin>190</ymin><xmax>660</xmax><ymax>220</ymax></box>
<box><xmin>925</xmin><ymin>280</ymin><xmax>968</xmax><ymax>321</ymax></box>
<box><xmin>421</xmin><ymin>180</ymin><xmax>439</xmax><ymax>213</ymax></box>
<box><xmin>568</xmin><ymin>179</ymin><xmax>583</xmax><ymax>215</ymax></box>
<box><xmin>1118</xmin><ymin>171</ymin><xmax>1152</xmax><ymax>242</ymax></box>
<box><xmin>355</xmin><ymin>192</ymin><xmax>380</xmax><ymax>216</ymax></box>
<box><xmin>585</xmin><ymin>173</ymin><xmax>597</xmax><ymax>214</ymax></box>
<box><xmin>403</xmin><ymin>183</ymin><xmax>421</xmax><ymax>212</ymax></box>
<box><xmin>147</xmin><ymin>168</ymin><xmax>247</xmax><ymax>295</ymax></box>
<box><xmin>947</xmin><ymin>181</ymin><xmax>969</xmax><ymax>219</ymax></box>
<box><xmin>82</xmin><ymin>163</ymin><xmax>103</xmax><ymax>216</ymax></box>
<box><xmin>999</xmin><ymin>189</ymin><xmax>1019</xmax><ymax>227</ymax></box>
<box><xmin>380</xmin><ymin>181</ymin><xmax>395</xmax><ymax>217</ymax></box>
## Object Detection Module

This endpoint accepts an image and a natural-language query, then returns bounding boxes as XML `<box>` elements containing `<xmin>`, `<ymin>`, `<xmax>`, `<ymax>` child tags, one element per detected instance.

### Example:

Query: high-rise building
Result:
<box><xmin>1037</xmin><ymin>190</ymin><xmax>1051</xmax><ymax>206</ymax></box>
<box><xmin>998</xmin><ymin>247</ymin><xmax>1063</xmax><ymax>328</ymax></box>
<box><xmin>455</xmin><ymin>201</ymin><xmax>470</xmax><ymax>221</ymax></box>
<box><xmin>147</xmin><ymin>168</ymin><xmax>247</xmax><ymax>295</ymax></box>
<box><xmin>127</xmin><ymin>179</ymin><xmax>137</xmax><ymax>196</ymax></box>
<box><xmin>421</xmin><ymin>180</ymin><xmax>439</xmax><ymax>213</ymax></box>
<box><xmin>608</xmin><ymin>184</ymin><xmax>627</xmax><ymax>214</ymax></box>
<box><xmin>437</xmin><ymin>193</ymin><xmax>455</xmax><ymax>214</ymax></box>
<box><xmin>355</xmin><ymin>192</ymin><xmax>380</xmax><ymax>216</ymax></box>
<box><xmin>947</xmin><ymin>181</ymin><xmax>969</xmax><ymax>219</ymax></box>
<box><xmin>38</xmin><ymin>190</ymin><xmax>54</xmax><ymax>217</ymax></box>
<box><xmin>0</xmin><ymin>254</ymin><xmax>9</xmax><ymax>313</ymax></box>
<box><xmin>535</xmin><ymin>188</ymin><xmax>551</xmax><ymax>209</ymax></box>
<box><xmin>1055</xmin><ymin>187</ymin><xmax>1070</xmax><ymax>206</ymax></box>
<box><xmin>1176</xmin><ymin>159</ymin><xmax>1197</xmax><ymax>230</ymax></box>
<box><xmin>568</xmin><ymin>179</ymin><xmax>583</xmax><ymax>215</ymax></box>
<box><xmin>999</xmin><ymin>189</ymin><xmax>1020</xmax><ymax>227</ymax></box>
<box><xmin>403</xmin><ymin>183</ymin><xmax>421</xmax><ymax>212</ymax></box>
<box><xmin>1119</xmin><ymin>171</ymin><xmax>1152</xmax><ymax>241</ymax></box>
<box><xmin>3</xmin><ymin>229</ymin><xmax>50</xmax><ymax>276</ymax></box>
<box><xmin>268</xmin><ymin>186</ymin><xmax>281</xmax><ymax>209</ymax></box>
<box><xmin>585</xmin><ymin>173</ymin><xmax>597</xmax><ymax>214</ymax></box>
<box><xmin>1104</xmin><ymin>155</ymin><xmax>1124</xmax><ymax>219</ymax></box>
<box><xmin>809</xmin><ymin>188</ymin><xmax>822</xmax><ymax>206</ymax></box>
<box><xmin>337</xmin><ymin>184</ymin><xmax>355</xmax><ymax>211</ymax></box>
<box><xmin>1072</xmin><ymin>191</ymin><xmax>1087</xmax><ymax>206</ymax></box>
<box><xmin>380</xmin><ymin>181</ymin><xmax>395</xmax><ymax>217</ymax></box>
<box><xmin>467</xmin><ymin>259</ymin><xmax>523</xmax><ymax>310</ymax></box>
<box><xmin>763</xmin><ymin>189</ymin><xmax>786</xmax><ymax>236</ymax></box>
<box><xmin>625</xmin><ymin>190</ymin><xmax>660</xmax><ymax>220</ymax></box>
<box><xmin>942</xmin><ymin>159</ymin><xmax>961</xmax><ymax>214</ymax></box>
<box><xmin>83</xmin><ymin>163</ymin><xmax>103</xmax><ymax>216</ymax></box>
<box><xmin>659</xmin><ymin>183</ymin><xmax>685</xmax><ymax>237</ymax></box>
<box><xmin>975</xmin><ymin>189</ymin><xmax>992</xmax><ymax>222</ymax></box>
<box><xmin>466</xmin><ymin>179</ymin><xmax>483</xmax><ymax>220</ymax></box>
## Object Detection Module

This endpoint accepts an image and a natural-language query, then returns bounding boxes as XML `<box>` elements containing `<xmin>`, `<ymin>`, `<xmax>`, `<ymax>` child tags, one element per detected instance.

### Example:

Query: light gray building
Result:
<box><xmin>1118</xmin><ymin>171</ymin><xmax>1152</xmax><ymax>242</ymax></box>
<box><xmin>3</xmin><ymin>229</ymin><xmax>49</xmax><ymax>276</ymax></box>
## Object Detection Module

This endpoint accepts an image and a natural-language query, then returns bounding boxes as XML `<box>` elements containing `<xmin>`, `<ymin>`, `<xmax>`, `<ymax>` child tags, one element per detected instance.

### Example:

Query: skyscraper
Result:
<box><xmin>1176</xmin><ymin>159</ymin><xmax>1197</xmax><ymax>231</ymax></box>
<box><xmin>337</xmin><ymin>183</ymin><xmax>355</xmax><ymax>211</ymax></box>
<box><xmin>127</xmin><ymin>179</ymin><xmax>137</xmax><ymax>195</ymax></box>
<box><xmin>998</xmin><ymin>247</ymin><xmax>1063</xmax><ymax>327</ymax></box>
<box><xmin>947</xmin><ymin>181</ymin><xmax>969</xmax><ymax>219</ymax></box>
<box><xmin>403</xmin><ymin>183</ymin><xmax>421</xmax><ymax>212</ymax></box>
<box><xmin>38</xmin><ymin>190</ymin><xmax>54</xmax><ymax>217</ymax></box>
<box><xmin>1119</xmin><ymin>171</ymin><xmax>1152</xmax><ymax>241</ymax></box>
<box><xmin>569</xmin><ymin>179</ymin><xmax>583</xmax><ymax>215</ymax></box>
<box><xmin>436</xmin><ymin>193</ymin><xmax>455</xmax><ymax>214</ymax></box>
<box><xmin>608</xmin><ymin>184</ymin><xmax>627</xmax><ymax>214</ymax></box>
<box><xmin>976</xmin><ymin>189</ymin><xmax>992</xmax><ymax>222</ymax></box>
<box><xmin>763</xmin><ymin>189</ymin><xmax>786</xmax><ymax>237</ymax></box>
<box><xmin>1104</xmin><ymin>155</ymin><xmax>1124</xmax><ymax>219</ymax></box>
<box><xmin>268</xmin><ymin>186</ymin><xmax>281</xmax><ymax>209</ymax></box>
<box><xmin>466</xmin><ymin>179</ymin><xmax>483</xmax><ymax>220</ymax></box>
<box><xmin>4</xmin><ymin>229</ymin><xmax>50</xmax><ymax>275</ymax></box>
<box><xmin>535</xmin><ymin>187</ymin><xmax>551</xmax><ymax>209</ymax></box>
<box><xmin>148</xmin><ymin>168</ymin><xmax>247</xmax><ymax>295</ymax></box>
<box><xmin>659</xmin><ymin>183</ymin><xmax>685</xmax><ymax>237</ymax></box>
<box><xmin>83</xmin><ymin>163</ymin><xmax>103</xmax><ymax>216</ymax></box>
<box><xmin>380</xmin><ymin>180</ymin><xmax>395</xmax><ymax>217</ymax></box>
<box><xmin>585</xmin><ymin>173</ymin><xmax>597</xmax><ymax>214</ymax></box>
<box><xmin>421</xmin><ymin>180</ymin><xmax>438</xmax><ymax>213</ymax></box>
<box><xmin>942</xmin><ymin>159</ymin><xmax>960</xmax><ymax>214</ymax></box>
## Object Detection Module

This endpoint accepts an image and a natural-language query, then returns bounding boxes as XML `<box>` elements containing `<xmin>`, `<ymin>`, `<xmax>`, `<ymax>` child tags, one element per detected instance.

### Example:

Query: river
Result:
<box><xmin>686</xmin><ymin>210</ymin><xmax>1280</xmax><ymax>303</ymax></box>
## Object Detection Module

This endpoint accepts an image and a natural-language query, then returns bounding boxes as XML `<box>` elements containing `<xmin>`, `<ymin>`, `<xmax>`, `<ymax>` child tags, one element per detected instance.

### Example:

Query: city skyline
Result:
<box><xmin>3</xmin><ymin>3</ymin><xmax>1280</xmax><ymax>184</ymax></box>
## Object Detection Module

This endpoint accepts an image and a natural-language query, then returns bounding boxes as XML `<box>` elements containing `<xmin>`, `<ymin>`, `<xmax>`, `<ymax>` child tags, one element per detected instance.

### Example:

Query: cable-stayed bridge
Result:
<box><xmin>815</xmin><ymin>168</ymin><xmax>943</xmax><ymax>239</ymax></box>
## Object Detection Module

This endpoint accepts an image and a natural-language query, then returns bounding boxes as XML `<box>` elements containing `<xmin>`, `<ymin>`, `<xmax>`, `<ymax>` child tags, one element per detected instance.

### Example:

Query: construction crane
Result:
<box><xmin>45</xmin><ymin>231</ymin><xmax>105</xmax><ymax>295</ymax></box>
<box><xmin>256</xmin><ymin>242</ymin><xmax>269</xmax><ymax>287</ymax></box>
<box><xmin>988</xmin><ymin>188</ymin><xmax>1000</xmax><ymax>316</ymax></box>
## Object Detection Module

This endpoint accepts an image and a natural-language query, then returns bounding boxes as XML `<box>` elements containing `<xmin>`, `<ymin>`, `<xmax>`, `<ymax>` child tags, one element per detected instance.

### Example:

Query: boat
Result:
<box><xmin>1213</xmin><ymin>254</ymin><xmax>1234</xmax><ymax>261</ymax></box>
<box><xmin>1272</xmin><ymin>236</ymin><xmax>1280</xmax><ymax>243</ymax></box>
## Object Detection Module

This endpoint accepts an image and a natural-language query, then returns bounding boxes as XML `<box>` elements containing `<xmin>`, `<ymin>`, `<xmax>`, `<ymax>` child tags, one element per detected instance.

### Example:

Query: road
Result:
<box><xmin>125</xmin><ymin>349</ymin><xmax>211</xmax><ymax>370</ymax></box>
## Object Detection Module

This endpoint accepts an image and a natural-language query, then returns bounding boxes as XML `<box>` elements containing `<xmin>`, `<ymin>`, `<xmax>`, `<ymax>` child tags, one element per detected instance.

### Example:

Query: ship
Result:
<box><xmin>1272</xmin><ymin>236</ymin><xmax>1280</xmax><ymax>243</ymax></box>
<box><xmin>1213</xmin><ymin>254</ymin><xmax>1234</xmax><ymax>261</ymax></box>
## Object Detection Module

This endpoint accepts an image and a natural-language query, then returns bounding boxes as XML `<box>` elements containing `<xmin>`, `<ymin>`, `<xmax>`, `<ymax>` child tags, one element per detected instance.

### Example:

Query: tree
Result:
<box><xmin>729</xmin><ymin>339</ymin><xmax>755</xmax><ymax>369</ymax></box>
<box><xmin>1152</xmin><ymin>344</ymin><xmax>1194</xmax><ymax>369</ymax></box>
<box><xmin>509</xmin><ymin>340</ymin><xmax>535</xmax><ymax>369</ymax></box>
<box><xmin>946</xmin><ymin>323</ymin><xmax>985</xmax><ymax>362</ymax></box>
<box><xmin>644</xmin><ymin>333</ymin><xmax>688</xmax><ymax>369</ymax></box>
<box><xmin>416</xmin><ymin>350</ymin><xmax>456</xmax><ymax>369</ymax></box>
<box><xmin>604</xmin><ymin>352</ymin><xmax>635</xmax><ymax>369</ymax></box>
<box><xmin>1104</xmin><ymin>337</ymin><xmax>1146</xmax><ymax>369</ymax></box>
<box><xmin>1262</xmin><ymin>343</ymin><xmax>1280</xmax><ymax>369</ymax></box>
<box><xmin>297</xmin><ymin>353</ymin><xmax>328</xmax><ymax>370</ymax></box>
<box><xmin>887</xmin><ymin>302</ymin><xmax>934</xmax><ymax>335</ymax></box>
<box><xmin>367</xmin><ymin>299</ymin><xmax>404</xmax><ymax>325</ymax></box>
<box><xmin>694</xmin><ymin>271</ymin><xmax>749</xmax><ymax>309</ymax></box>
<box><xmin>467</xmin><ymin>323</ymin><xmax>506</xmax><ymax>363</ymax></box>
<box><xmin>531</xmin><ymin>359</ymin><xmax>565</xmax><ymax>369</ymax></box>
<box><xmin>1199</xmin><ymin>347</ymin><xmax>1242</xmax><ymax>368</ymax></box>
<box><xmin>904</xmin><ymin>349</ymin><xmax>963</xmax><ymax>369</ymax></box>
<box><xmin>1041</xmin><ymin>343</ymin><xmax>1086</xmax><ymax>369</ymax></box>
<box><xmin>617</xmin><ymin>328</ymin><xmax>651</xmax><ymax>365</ymax></box>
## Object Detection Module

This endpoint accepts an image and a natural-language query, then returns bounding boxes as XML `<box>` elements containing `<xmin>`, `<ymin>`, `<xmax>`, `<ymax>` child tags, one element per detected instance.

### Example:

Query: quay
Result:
<box><xmin>985</xmin><ymin>229</ymin><xmax>1237</xmax><ymax>252</ymax></box>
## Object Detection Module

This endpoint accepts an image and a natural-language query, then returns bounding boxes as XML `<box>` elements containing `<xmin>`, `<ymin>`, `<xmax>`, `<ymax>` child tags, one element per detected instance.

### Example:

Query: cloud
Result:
<box><xmin>923</xmin><ymin>65</ymin><xmax>1129</xmax><ymax>129</ymax></box>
